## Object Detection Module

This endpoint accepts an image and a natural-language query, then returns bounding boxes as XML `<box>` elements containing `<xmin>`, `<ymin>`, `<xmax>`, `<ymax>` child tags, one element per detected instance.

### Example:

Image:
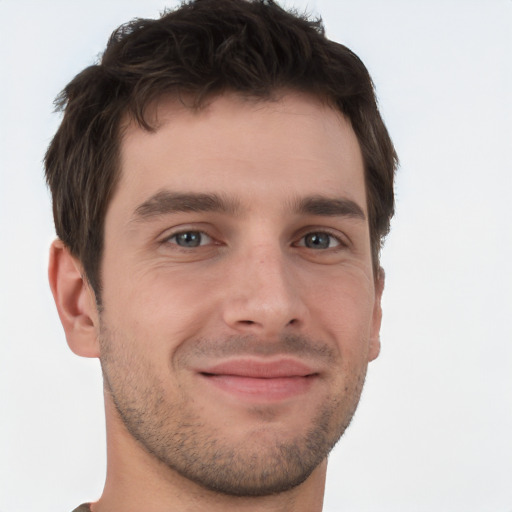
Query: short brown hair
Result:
<box><xmin>45</xmin><ymin>0</ymin><xmax>397</xmax><ymax>301</ymax></box>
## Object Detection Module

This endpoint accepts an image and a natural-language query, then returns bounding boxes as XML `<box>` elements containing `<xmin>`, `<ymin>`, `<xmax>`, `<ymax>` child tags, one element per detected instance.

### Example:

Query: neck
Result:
<box><xmin>93</xmin><ymin>396</ymin><xmax>327</xmax><ymax>512</ymax></box>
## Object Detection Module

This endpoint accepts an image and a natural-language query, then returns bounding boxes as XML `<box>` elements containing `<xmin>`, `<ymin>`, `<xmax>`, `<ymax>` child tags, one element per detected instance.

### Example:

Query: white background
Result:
<box><xmin>1</xmin><ymin>1</ymin><xmax>511</xmax><ymax>511</ymax></box>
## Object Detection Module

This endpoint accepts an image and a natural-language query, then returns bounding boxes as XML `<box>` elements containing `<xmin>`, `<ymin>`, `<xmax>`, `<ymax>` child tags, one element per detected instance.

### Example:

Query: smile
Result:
<box><xmin>197</xmin><ymin>358</ymin><xmax>319</xmax><ymax>401</ymax></box>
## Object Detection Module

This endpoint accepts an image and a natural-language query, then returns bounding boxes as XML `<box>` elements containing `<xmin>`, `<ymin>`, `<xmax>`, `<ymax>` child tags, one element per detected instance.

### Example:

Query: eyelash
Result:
<box><xmin>163</xmin><ymin>230</ymin><xmax>214</xmax><ymax>248</ymax></box>
<box><xmin>161</xmin><ymin>229</ymin><xmax>347</xmax><ymax>251</ymax></box>
<box><xmin>294</xmin><ymin>231</ymin><xmax>345</xmax><ymax>250</ymax></box>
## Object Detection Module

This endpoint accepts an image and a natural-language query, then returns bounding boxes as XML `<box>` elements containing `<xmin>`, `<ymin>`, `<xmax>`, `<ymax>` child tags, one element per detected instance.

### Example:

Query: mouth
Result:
<box><xmin>196</xmin><ymin>358</ymin><xmax>319</xmax><ymax>401</ymax></box>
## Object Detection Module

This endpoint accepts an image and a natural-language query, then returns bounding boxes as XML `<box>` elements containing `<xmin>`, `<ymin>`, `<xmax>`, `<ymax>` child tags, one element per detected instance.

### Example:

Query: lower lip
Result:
<box><xmin>200</xmin><ymin>374</ymin><xmax>315</xmax><ymax>401</ymax></box>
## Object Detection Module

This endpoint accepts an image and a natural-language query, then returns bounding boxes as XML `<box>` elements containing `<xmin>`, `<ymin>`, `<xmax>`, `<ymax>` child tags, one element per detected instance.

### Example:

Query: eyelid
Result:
<box><xmin>158</xmin><ymin>226</ymin><xmax>218</xmax><ymax>247</ymax></box>
<box><xmin>170</xmin><ymin>231</ymin><xmax>213</xmax><ymax>246</ymax></box>
<box><xmin>293</xmin><ymin>228</ymin><xmax>349</xmax><ymax>249</ymax></box>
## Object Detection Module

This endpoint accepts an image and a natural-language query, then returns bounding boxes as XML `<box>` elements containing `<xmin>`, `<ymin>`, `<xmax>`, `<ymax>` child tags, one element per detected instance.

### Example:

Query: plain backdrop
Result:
<box><xmin>1</xmin><ymin>1</ymin><xmax>511</xmax><ymax>511</ymax></box>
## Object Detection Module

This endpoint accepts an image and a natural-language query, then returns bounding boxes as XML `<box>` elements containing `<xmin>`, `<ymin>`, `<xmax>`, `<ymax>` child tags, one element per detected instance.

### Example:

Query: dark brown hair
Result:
<box><xmin>45</xmin><ymin>0</ymin><xmax>397</xmax><ymax>301</ymax></box>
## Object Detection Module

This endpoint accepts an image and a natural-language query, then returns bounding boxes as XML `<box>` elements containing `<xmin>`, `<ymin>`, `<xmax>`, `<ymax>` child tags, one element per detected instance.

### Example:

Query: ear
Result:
<box><xmin>48</xmin><ymin>239</ymin><xmax>100</xmax><ymax>358</ymax></box>
<box><xmin>368</xmin><ymin>266</ymin><xmax>385</xmax><ymax>362</ymax></box>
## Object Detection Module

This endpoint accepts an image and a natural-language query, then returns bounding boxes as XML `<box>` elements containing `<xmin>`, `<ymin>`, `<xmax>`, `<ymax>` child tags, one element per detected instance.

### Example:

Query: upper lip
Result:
<box><xmin>197</xmin><ymin>358</ymin><xmax>318</xmax><ymax>379</ymax></box>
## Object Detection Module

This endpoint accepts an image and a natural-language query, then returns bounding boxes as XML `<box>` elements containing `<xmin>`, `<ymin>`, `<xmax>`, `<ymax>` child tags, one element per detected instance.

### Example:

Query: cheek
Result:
<box><xmin>101</xmin><ymin>261</ymin><xmax>221</xmax><ymax>348</ymax></box>
<box><xmin>305</xmin><ymin>269</ymin><xmax>375</xmax><ymax>354</ymax></box>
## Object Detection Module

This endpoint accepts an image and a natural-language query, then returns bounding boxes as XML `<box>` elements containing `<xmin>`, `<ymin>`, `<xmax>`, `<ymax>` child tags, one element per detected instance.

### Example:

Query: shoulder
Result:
<box><xmin>71</xmin><ymin>504</ymin><xmax>91</xmax><ymax>512</ymax></box>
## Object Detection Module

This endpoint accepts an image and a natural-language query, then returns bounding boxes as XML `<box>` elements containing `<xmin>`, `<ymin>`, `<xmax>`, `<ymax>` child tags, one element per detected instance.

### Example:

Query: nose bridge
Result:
<box><xmin>222</xmin><ymin>239</ymin><xmax>304</xmax><ymax>334</ymax></box>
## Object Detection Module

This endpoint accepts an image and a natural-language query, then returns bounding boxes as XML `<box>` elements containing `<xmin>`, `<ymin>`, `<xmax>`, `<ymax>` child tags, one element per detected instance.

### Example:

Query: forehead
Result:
<box><xmin>115</xmin><ymin>91</ymin><xmax>366</xmax><ymax>215</ymax></box>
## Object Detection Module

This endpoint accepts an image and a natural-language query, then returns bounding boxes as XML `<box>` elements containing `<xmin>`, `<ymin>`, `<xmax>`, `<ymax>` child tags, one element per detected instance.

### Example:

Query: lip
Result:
<box><xmin>196</xmin><ymin>358</ymin><xmax>319</xmax><ymax>401</ymax></box>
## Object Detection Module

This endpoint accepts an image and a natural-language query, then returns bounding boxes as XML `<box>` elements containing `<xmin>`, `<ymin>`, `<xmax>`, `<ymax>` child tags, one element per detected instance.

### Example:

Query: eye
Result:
<box><xmin>297</xmin><ymin>232</ymin><xmax>341</xmax><ymax>250</ymax></box>
<box><xmin>167</xmin><ymin>231</ymin><xmax>213</xmax><ymax>248</ymax></box>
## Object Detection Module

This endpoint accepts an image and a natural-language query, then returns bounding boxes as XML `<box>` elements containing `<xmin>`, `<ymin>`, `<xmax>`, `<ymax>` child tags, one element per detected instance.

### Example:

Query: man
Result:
<box><xmin>45</xmin><ymin>0</ymin><xmax>397</xmax><ymax>510</ymax></box>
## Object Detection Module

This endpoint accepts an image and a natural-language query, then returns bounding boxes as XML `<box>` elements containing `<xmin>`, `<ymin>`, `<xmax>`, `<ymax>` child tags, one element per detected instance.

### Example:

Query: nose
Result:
<box><xmin>221</xmin><ymin>244</ymin><xmax>307</xmax><ymax>337</ymax></box>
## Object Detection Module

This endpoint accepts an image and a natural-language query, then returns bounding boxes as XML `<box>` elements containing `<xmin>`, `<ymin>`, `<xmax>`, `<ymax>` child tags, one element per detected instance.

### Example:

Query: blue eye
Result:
<box><xmin>301</xmin><ymin>232</ymin><xmax>340</xmax><ymax>249</ymax></box>
<box><xmin>169</xmin><ymin>231</ymin><xmax>212</xmax><ymax>248</ymax></box>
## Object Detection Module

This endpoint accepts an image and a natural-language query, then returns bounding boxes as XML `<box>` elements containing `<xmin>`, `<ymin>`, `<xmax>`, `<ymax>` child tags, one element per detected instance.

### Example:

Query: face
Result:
<box><xmin>99</xmin><ymin>92</ymin><xmax>382</xmax><ymax>496</ymax></box>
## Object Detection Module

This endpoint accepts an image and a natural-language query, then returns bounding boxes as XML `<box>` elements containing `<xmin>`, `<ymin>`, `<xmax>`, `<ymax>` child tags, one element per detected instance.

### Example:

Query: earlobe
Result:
<box><xmin>48</xmin><ymin>239</ymin><xmax>100</xmax><ymax>358</ymax></box>
<box><xmin>368</xmin><ymin>266</ymin><xmax>385</xmax><ymax>362</ymax></box>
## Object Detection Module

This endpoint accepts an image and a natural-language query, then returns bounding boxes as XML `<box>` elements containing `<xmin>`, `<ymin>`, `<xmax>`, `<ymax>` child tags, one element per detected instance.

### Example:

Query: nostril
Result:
<box><xmin>237</xmin><ymin>318</ymin><xmax>297</xmax><ymax>327</ymax></box>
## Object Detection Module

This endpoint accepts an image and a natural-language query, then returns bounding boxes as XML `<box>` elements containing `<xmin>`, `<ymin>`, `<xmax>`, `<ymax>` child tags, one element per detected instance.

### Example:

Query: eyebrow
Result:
<box><xmin>292</xmin><ymin>195</ymin><xmax>366</xmax><ymax>220</ymax></box>
<box><xmin>132</xmin><ymin>190</ymin><xmax>366</xmax><ymax>223</ymax></box>
<box><xmin>132</xmin><ymin>191</ymin><xmax>240</xmax><ymax>221</ymax></box>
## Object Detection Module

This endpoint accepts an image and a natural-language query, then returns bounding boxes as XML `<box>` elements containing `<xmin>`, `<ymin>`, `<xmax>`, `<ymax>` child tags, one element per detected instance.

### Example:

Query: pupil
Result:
<box><xmin>177</xmin><ymin>232</ymin><xmax>201</xmax><ymax>247</ymax></box>
<box><xmin>305</xmin><ymin>233</ymin><xmax>330</xmax><ymax>249</ymax></box>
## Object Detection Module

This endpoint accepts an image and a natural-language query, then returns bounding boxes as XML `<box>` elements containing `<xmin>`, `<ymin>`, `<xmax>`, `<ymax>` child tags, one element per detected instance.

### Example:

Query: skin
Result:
<box><xmin>49</xmin><ymin>91</ymin><xmax>384</xmax><ymax>512</ymax></box>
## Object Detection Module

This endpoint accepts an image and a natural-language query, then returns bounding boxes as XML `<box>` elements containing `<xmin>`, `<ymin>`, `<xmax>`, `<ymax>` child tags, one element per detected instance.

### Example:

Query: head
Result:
<box><xmin>45</xmin><ymin>0</ymin><xmax>396</xmax><ymax>304</ymax></box>
<box><xmin>46</xmin><ymin>0</ymin><xmax>397</xmax><ymax>501</ymax></box>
